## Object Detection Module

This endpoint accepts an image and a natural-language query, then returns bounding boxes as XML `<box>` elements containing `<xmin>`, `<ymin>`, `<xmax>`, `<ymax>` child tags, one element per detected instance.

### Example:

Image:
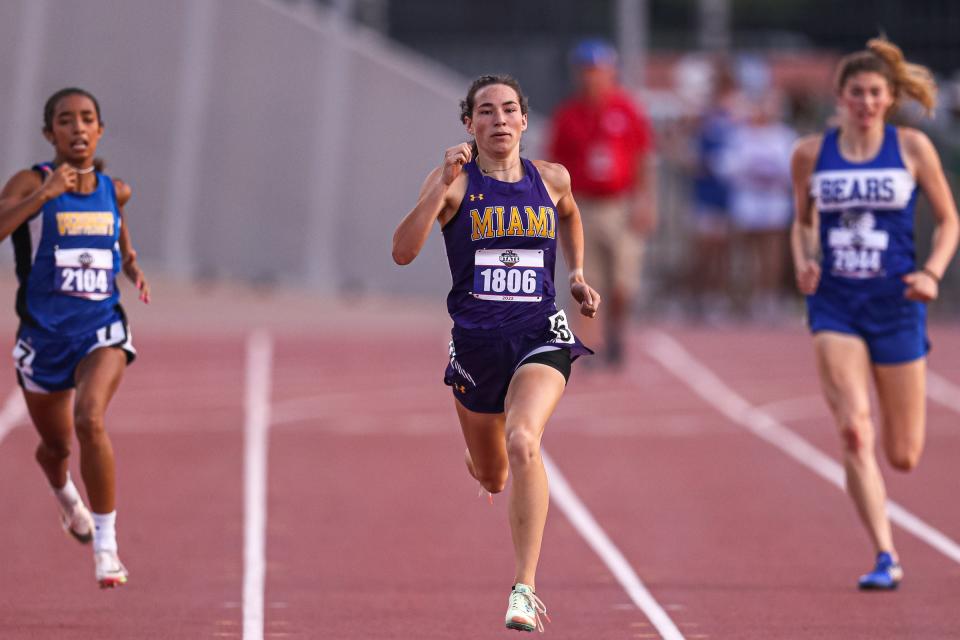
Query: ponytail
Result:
<box><xmin>836</xmin><ymin>37</ymin><xmax>937</xmax><ymax>118</ymax></box>
<box><xmin>866</xmin><ymin>37</ymin><xmax>937</xmax><ymax>116</ymax></box>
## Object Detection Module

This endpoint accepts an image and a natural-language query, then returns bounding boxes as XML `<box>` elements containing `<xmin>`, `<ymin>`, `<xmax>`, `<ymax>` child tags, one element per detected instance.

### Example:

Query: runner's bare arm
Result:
<box><xmin>393</xmin><ymin>144</ymin><xmax>471</xmax><ymax>265</ymax></box>
<box><xmin>789</xmin><ymin>135</ymin><xmax>822</xmax><ymax>295</ymax></box>
<box><xmin>536</xmin><ymin>160</ymin><xmax>601</xmax><ymax>317</ymax></box>
<box><xmin>900</xmin><ymin>128</ymin><xmax>959</xmax><ymax>301</ymax></box>
<box><xmin>112</xmin><ymin>178</ymin><xmax>150</xmax><ymax>304</ymax></box>
<box><xmin>0</xmin><ymin>165</ymin><xmax>76</xmax><ymax>241</ymax></box>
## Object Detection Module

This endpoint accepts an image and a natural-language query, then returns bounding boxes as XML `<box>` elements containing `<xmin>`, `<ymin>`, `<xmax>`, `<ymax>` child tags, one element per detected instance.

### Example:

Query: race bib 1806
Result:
<box><xmin>54</xmin><ymin>247</ymin><xmax>114</xmax><ymax>300</ymax></box>
<box><xmin>472</xmin><ymin>248</ymin><xmax>544</xmax><ymax>302</ymax></box>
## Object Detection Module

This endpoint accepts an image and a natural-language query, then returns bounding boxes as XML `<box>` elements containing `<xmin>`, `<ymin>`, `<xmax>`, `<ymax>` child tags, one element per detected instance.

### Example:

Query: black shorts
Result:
<box><xmin>443</xmin><ymin>310</ymin><xmax>591</xmax><ymax>413</ymax></box>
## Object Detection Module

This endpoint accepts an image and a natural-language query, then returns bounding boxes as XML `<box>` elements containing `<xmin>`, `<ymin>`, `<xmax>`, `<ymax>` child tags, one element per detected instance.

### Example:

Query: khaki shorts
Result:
<box><xmin>578</xmin><ymin>196</ymin><xmax>643</xmax><ymax>297</ymax></box>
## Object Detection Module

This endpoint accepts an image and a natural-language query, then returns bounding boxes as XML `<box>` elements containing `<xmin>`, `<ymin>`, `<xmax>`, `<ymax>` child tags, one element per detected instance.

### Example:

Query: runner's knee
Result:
<box><xmin>886</xmin><ymin>444</ymin><xmax>921</xmax><ymax>472</ymax></box>
<box><xmin>839</xmin><ymin>412</ymin><xmax>874</xmax><ymax>455</ymax></box>
<box><xmin>466</xmin><ymin>448</ymin><xmax>508</xmax><ymax>493</ymax></box>
<box><xmin>478</xmin><ymin>469</ymin><xmax>508</xmax><ymax>494</ymax></box>
<box><xmin>73</xmin><ymin>411</ymin><xmax>106</xmax><ymax>443</ymax></box>
<box><xmin>36</xmin><ymin>440</ymin><xmax>70</xmax><ymax>463</ymax></box>
<box><xmin>505</xmin><ymin>427</ymin><xmax>540</xmax><ymax>468</ymax></box>
<box><xmin>882</xmin><ymin>417</ymin><xmax>924</xmax><ymax>471</ymax></box>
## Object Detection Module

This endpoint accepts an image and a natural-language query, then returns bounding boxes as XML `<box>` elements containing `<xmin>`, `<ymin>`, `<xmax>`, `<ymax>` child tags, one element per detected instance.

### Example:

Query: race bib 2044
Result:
<box><xmin>827</xmin><ymin>211</ymin><xmax>889</xmax><ymax>279</ymax></box>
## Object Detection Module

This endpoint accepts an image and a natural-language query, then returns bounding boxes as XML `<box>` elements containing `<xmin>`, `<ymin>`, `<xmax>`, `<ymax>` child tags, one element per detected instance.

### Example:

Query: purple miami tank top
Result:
<box><xmin>442</xmin><ymin>158</ymin><xmax>560</xmax><ymax>330</ymax></box>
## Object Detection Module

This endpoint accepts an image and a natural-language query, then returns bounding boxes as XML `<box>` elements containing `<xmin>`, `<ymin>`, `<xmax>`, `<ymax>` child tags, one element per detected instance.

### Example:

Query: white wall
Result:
<box><xmin>0</xmin><ymin>0</ymin><xmax>488</xmax><ymax>297</ymax></box>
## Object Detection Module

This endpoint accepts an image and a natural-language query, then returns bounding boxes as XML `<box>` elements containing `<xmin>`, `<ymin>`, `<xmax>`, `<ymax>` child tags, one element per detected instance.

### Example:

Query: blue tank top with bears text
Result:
<box><xmin>809</xmin><ymin>125</ymin><xmax>918</xmax><ymax>297</ymax></box>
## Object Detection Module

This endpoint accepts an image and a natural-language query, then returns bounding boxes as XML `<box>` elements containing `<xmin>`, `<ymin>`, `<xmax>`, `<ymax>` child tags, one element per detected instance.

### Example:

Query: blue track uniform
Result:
<box><xmin>807</xmin><ymin>125</ymin><xmax>927</xmax><ymax>364</ymax></box>
<box><xmin>11</xmin><ymin>164</ymin><xmax>135</xmax><ymax>392</ymax></box>
<box><xmin>441</xmin><ymin>159</ymin><xmax>591</xmax><ymax>413</ymax></box>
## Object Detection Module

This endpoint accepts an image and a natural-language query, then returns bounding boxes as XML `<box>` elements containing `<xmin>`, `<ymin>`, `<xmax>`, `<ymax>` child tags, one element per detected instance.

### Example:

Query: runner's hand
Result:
<box><xmin>441</xmin><ymin>143</ymin><xmax>472</xmax><ymax>186</ymax></box>
<box><xmin>122</xmin><ymin>250</ymin><xmax>151</xmax><ymax>304</ymax></box>
<box><xmin>39</xmin><ymin>164</ymin><xmax>77</xmax><ymax>200</ymax></box>
<box><xmin>795</xmin><ymin>259</ymin><xmax>821</xmax><ymax>295</ymax></box>
<box><xmin>903</xmin><ymin>270</ymin><xmax>938</xmax><ymax>302</ymax></box>
<box><xmin>571</xmin><ymin>281</ymin><xmax>600</xmax><ymax>318</ymax></box>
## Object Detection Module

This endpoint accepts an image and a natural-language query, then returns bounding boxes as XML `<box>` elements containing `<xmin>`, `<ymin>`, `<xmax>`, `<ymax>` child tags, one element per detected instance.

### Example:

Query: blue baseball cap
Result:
<box><xmin>569</xmin><ymin>39</ymin><xmax>618</xmax><ymax>67</ymax></box>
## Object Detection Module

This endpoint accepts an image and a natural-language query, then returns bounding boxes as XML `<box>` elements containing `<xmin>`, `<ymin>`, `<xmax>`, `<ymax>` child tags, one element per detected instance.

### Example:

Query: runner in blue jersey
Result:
<box><xmin>393</xmin><ymin>75</ymin><xmax>600</xmax><ymax>632</ymax></box>
<box><xmin>790</xmin><ymin>38</ymin><xmax>958</xmax><ymax>591</ymax></box>
<box><xmin>0</xmin><ymin>88</ymin><xmax>150</xmax><ymax>589</ymax></box>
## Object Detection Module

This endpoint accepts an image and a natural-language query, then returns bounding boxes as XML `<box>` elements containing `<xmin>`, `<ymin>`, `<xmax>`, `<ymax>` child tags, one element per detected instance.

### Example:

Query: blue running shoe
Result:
<box><xmin>858</xmin><ymin>551</ymin><xmax>903</xmax><ymax>590</ymax></box>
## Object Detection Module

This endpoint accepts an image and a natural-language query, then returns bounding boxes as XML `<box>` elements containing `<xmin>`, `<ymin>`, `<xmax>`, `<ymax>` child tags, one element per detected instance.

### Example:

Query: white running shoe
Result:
<box><xmin>94</xmin><ymin>550</ymin><xmax>129</xmax><ymax>589</ymax></box>
<box><xmin>59</xmin><ymin>500</ymin><xmax>94</xmax><ymax>545</ymax></box>
<box><xmin>505</xmin><ymin>583</ymin><xmax>549</xmax><ymax>633</ymax></box>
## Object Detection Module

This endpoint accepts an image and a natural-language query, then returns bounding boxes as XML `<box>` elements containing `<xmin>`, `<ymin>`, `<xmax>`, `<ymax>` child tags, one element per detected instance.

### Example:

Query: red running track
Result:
<box><xmin>1</xmin><ymin>321</ymin><xmax>959</xmax><ymax>638</ymax></box>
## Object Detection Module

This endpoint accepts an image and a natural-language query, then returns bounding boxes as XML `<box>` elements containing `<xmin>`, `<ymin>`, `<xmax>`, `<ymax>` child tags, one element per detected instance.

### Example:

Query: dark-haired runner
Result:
<box><xmin>393</xmin><ymin>74</ymin><xmax>599</xmax><ymax>632</ymax></box>
<box><xmin>0</xmin><ymin>88</ymin><xmax>149</xmax><ymax>588</ymax></box>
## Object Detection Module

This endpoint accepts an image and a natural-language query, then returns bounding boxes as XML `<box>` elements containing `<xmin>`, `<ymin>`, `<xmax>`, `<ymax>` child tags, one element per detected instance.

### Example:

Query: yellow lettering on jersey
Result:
<box><xmin>546</xmin><ymin>207</ymin><xmax>556</xmax><ymax>238</ymax></box>
<box><xmin>506</xmin><ymin>206</ymin><xmax>525</xmax><ymax>236</ymax></box>
<box><xmin>56</xmin><ymin>212</ymin><xmax>114</xmax><ymax>236</ymax></box>
<box><xmin>525</xmin><ymin>206</ymin><xmax>549</xmax><ymax>237</ymax></box>
<box><xmin>471</xmin><ymin>207</ymin><xmax>495</xmax><ymax>240</ymax></box>
<box><xmin>495</xmin><ymin>206</ymin><xmax>505</xmax><ymax>237</ymax></box>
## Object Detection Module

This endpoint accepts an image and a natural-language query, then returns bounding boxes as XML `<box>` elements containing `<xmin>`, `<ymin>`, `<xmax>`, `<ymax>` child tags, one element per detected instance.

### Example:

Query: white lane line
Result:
<box><xmin>926</xmin><ymin>369</ymin><xmax>960</xmax><ymax>415</ymax></box>
<box><xmin>0</xmin><ymin>388</ymin><xmax>28</xmax><ymax>446</ymax></box>
<box><xmin>542</xmin><ymin>450</ymin><xmax>686</xmax><ymax>640</ymax></box>
<box><xmin>754</xmin><ymin>394</ymin><xmax>830</xmax><ymax>424</ymax></box>
<box><xmin>243</xmin><ymin>331</ymin><xmax>273</xmax><ymax>640</ymax></box>
<box><xmin>642</xmin><ymin>329</ymin><xmax>960</xmax><ymax>565</ymax></box>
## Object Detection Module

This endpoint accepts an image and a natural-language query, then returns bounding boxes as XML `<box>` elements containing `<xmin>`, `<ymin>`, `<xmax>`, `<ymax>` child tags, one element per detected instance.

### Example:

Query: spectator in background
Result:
<box><xmin>720</xmin><ymin>90</ymin><xmax>797</xmax><ymax>321</ymax></box>
<box><xmin>548</xmin><ymin>39</ymin><xmax>656</xmax><ymax>367</ymax></box>
<box><xmin>686</xmin><ymin>60</ymin><xmax>738</xmax><ymax>323</ymax></box>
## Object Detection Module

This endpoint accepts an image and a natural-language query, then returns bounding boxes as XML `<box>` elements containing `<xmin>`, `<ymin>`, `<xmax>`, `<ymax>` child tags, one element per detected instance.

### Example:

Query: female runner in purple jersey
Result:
<box><xmin>0</xmin><ymin>88</ymin><xmax>150</xmax><ymax>588</ymax></box>
<box><xmin>790</xmin><ymin>38</ymin><xmax>958</xmax><ymax>590</ymax></box>
<box><xmin>393</xmin><ymin>75</ymin><xmax>600</xmax><ymax>632</ymax></box>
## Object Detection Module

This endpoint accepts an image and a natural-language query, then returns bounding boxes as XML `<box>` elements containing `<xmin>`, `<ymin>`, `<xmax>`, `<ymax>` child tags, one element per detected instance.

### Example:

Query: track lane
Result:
<box><xmin>0</xmin><ymin>336</ymin><xmax>247</xmax><ymax>639</ymax></box>
<box><xmin>262</xmin><ymin>334</ymin><xmax>679</xmax><ymax>639</ymax></box>
<box><xmin>603</xmin><ymin>325</ymin><xmax>960</xmax><ymax>639</ymax></box>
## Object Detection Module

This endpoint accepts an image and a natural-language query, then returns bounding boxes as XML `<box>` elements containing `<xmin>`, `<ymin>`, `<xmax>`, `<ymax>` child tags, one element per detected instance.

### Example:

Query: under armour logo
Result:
<box><xmin>469</xmin><ymin>193</ymin><xmax>485</xmax><ymax>202</ymax></box>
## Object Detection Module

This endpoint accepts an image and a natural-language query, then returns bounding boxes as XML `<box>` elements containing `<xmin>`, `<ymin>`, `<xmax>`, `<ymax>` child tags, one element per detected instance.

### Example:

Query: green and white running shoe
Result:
<box><xmin>95</xmin><ymin>550</ymin><xmax>128</xmax><ymax>589</ymax></box>
<box><xmin>505</xmin><ymin>583</ymin><xmax>549</xmax><ymax>632</ymax></box>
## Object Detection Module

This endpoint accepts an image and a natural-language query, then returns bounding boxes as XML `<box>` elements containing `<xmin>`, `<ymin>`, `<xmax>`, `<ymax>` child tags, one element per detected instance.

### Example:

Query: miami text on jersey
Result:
<box><xmin>470</xmin><ymin>205</ymin><xmax>556</xmax><ymax>241</ymax></box>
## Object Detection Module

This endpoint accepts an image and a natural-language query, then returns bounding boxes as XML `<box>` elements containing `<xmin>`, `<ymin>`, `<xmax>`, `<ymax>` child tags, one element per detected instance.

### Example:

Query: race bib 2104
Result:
<box><xmin>54</xmin><ymin>247</ymin><xmax>114</xmax><ymax>301</ymax></box>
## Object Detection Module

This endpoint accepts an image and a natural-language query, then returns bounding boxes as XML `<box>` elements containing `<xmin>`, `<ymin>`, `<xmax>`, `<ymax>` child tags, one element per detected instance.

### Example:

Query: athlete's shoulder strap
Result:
<box><xmin>880</xmin><ymin>124</ymin><xmax>908</xmax><ymax>168</ymax></box>
<box><xmin>30</xmin><ymin>162</ymin><xmax>54</xmax><ymax>177</ymax></box>
<box><xmin>811</xmin><ymin>128</ymin><xmax>839</xmax><ymax>172</ymax></box>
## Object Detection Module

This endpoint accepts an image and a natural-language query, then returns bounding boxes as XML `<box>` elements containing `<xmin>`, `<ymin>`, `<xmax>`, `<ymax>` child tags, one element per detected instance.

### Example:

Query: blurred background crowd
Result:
<box><xmin>3</xmin><ymin>0</ymin><xmax>960</xmax><ymax>328</ymax></box>
<box><xmin>315</xmin><ymin>0</ymin><xmax>960</xmax><ymax>324</ymax></box>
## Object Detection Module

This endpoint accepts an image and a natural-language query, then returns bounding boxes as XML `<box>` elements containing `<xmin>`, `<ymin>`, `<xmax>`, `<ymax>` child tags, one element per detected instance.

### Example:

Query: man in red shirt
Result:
<box><xmin>548</xmin><ymin>39</ymin><xmax>656</xmax><ymax>366</ymax></box>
